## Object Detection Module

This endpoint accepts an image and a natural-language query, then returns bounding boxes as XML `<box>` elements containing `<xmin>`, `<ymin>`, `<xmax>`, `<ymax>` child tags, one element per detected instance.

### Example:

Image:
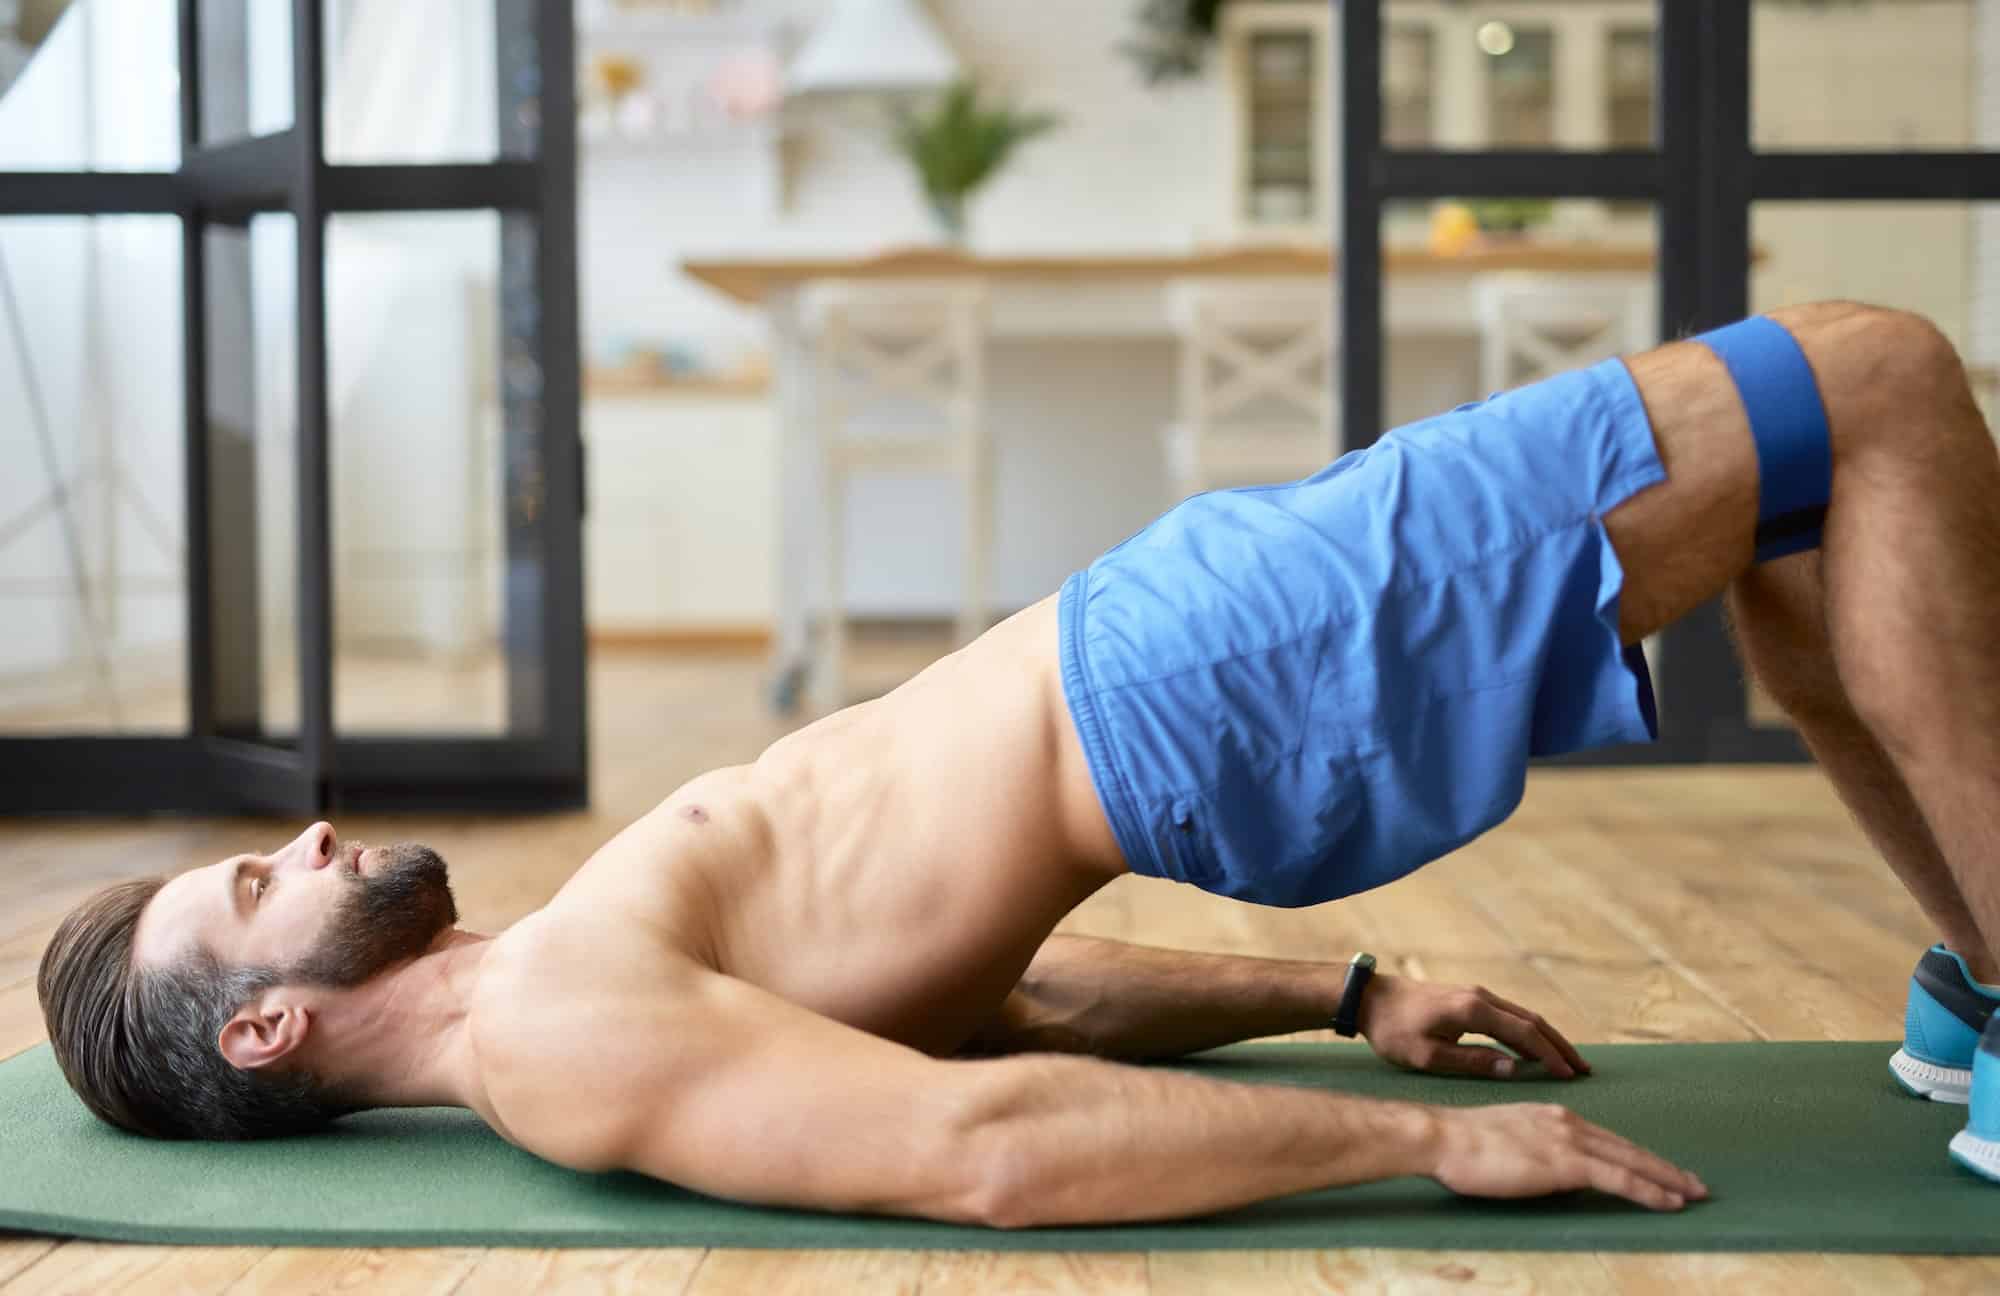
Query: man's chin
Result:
<box><xmin>289</xmin><ymin>843</ymin><xmax>460</xmax><ymax>987</ymax></box>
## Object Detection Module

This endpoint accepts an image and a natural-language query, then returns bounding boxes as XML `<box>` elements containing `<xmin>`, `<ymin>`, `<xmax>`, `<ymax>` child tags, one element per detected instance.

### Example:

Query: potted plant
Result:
<box><xmin>1118</xmin><ymin>0</ymin><xmax>1229</xmax><ymax>84</ymax></box>
<box><xmin>888</xmin><ymin>80</ymin><xmax>1061</xmax><ymax>244</ymax></box>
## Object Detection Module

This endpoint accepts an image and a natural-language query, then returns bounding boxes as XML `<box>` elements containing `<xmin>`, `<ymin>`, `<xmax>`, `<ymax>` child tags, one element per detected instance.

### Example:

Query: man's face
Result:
<box><xmin>133</xmin><ymin>822</ymin><xmax>459</xmax><ymax>987</ymax></box>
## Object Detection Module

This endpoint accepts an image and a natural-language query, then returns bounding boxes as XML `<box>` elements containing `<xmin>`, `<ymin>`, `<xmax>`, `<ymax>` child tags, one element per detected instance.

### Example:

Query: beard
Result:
<box><xmin>284</xmin><ymin>843</ymin><xmax>460</xmax><ymax>989</ymax></box>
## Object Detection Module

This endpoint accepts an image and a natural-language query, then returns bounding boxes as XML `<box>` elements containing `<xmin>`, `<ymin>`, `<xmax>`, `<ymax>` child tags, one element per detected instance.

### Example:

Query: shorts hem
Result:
<box><xmin>1059</xmin><ymin>572</ymin><xmax>1176</xmax><ymax>882</ymax></box>
<box><xmin>1573</xmin><ymin>359</ymin><xmax>1669</xmax><ymax>751</ymax></box>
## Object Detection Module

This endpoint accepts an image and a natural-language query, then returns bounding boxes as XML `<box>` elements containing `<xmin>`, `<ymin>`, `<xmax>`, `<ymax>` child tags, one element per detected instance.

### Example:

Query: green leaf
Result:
<box><xmin>884</xmin><ymin>79</ymin><xmax>1064</xmax><ymax>203</ymax></box>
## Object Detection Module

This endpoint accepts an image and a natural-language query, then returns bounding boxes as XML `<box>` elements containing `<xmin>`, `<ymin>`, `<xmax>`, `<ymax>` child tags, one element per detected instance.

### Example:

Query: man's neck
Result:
<box><xmin>300</xmin><ymin>929</ymin><xmax>496</xmax><ymax>1111</ymax></box>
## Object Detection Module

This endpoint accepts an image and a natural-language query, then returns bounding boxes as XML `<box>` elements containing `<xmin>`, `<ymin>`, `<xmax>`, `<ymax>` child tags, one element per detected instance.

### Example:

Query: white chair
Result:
<box><xmin>1164</xmin><ymin>277</ymin><xmax>1338</xmax><ymax>501</ymax></box>
<box><xmin>1474</xmin><ymin>272</ymin><xmax>1655</xmax><ymax>394</ymax></box>
<box><xmin>803</xmin><ymin>279</ymin><xmax>991</xmax><ymax>708</ymax></box>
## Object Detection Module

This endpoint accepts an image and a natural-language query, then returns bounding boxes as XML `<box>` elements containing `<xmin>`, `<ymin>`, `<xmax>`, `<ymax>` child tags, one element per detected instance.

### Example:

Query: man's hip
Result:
<box><xmin>1058</xmin><ymin>358</ymin><xmax>1667</xmax><ymax>907</ymax></box>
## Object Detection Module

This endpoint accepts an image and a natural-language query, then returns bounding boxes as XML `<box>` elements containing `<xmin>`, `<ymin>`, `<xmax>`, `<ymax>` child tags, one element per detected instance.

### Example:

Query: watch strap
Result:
<box><xmin>1332</xmin><ymin>952</ymin><xmax>1376</xmax><ymax>1038</ymax></box>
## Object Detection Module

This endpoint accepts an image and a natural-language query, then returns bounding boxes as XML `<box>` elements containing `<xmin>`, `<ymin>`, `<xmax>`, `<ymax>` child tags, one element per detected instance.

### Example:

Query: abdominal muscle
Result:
<box><xmin>693</xmin><ymin>594</ymin><xmax>1125</xmax><ymax>1055</ymax></box>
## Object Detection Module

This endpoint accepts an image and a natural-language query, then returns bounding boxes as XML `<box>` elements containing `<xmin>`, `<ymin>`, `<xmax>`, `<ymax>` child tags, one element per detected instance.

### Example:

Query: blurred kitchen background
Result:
<box><xmin>2</xmin><ymin>0</ymin><xmax>1997</xmax><ymax>807</ymax></box>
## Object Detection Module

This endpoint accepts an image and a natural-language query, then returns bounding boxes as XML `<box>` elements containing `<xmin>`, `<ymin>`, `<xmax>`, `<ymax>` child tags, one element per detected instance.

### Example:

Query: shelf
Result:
<box><xmin>578</xmin><ymin>7</ymin><xmax>784</xmax><ymax>44</ymax></box>
<box><xmin>580</xmin><ymin>119</ymin><xmax>780</xmax><ymax>154</ymax></box>
<box><xmin>586</xmin><ymin>366</ymin><xmax>772</xmax><ymax>398</ymax></box>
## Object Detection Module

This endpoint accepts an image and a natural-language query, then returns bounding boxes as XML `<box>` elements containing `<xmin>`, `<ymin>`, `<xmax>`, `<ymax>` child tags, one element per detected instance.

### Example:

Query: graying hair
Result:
<box><xmin>39</xmin><ymin>878</ymin><xmax>358</xmax><ymax>1141</ymax></box>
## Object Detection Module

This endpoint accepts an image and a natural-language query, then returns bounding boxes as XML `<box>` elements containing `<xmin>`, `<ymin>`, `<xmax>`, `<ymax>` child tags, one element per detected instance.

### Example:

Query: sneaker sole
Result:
<box><xmin>1950</xmin><ymin>1129</ymin><xmax>2000</xmax><ymax>1182</ymax></box>
<box><xmin>1890</xmin><ymin>1048</ymin><xmax>1973</xmax><ymax>1104</ymax></box>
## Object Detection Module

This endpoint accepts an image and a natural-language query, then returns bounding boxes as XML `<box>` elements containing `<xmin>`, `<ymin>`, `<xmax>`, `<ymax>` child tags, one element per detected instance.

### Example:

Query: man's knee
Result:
<box><xmin>1850</xmin><ymin>305</ymin><xmax>1966</xmax><ymax>400</ymax></box>
<box><xmin>1771</xmin><ymin>302</ymin><xmax>1975</xmax><ymax>458</ymax></box>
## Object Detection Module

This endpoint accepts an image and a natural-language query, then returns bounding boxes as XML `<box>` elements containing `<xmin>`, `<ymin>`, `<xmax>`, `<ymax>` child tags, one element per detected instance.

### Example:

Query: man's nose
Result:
<box><xmin>283</xmin><ymin>821</ymin><xmax>337</xmax><ymax>870</ymax></box>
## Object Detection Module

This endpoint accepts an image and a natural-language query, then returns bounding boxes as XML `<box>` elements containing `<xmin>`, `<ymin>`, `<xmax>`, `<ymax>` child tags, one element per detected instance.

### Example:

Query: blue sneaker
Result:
<box><xmin>1890</xmin><ymin>944</ymin><xmax>2000</xmax><ymax>1104</ymax></box>
<box><xmin>1949</xmin><ymin>1015</ymin><xmax>2000</xmax><ymax>1181</ymax></box>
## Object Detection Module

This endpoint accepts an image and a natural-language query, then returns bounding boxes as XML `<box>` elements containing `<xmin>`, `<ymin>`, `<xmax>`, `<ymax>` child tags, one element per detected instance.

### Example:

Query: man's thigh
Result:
<box><xmin>1602</xmin><ymin>337</ymin><xmax>1756</xmax><ymax>643</ymax></box>
<box><xmin>1601</xmin><ymin>301</ymin><xmax>1918</xmax><ymax>643</ymax></box>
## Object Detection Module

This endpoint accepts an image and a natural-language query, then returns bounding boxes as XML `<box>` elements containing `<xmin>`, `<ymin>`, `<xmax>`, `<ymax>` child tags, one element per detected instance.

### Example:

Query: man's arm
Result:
<box><xmin>962</xmin><ymin>935</ymin><xmax>1591</xmax><ymax>1079</ymax></box>
<box><xmin>558</xmin><ymin>962</ymin><xmax>1701</xmax><ymax>1228</ymax></box>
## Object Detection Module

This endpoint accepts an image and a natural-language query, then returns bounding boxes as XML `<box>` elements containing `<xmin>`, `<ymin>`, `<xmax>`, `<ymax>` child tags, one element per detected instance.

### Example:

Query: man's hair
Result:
<box><xmin>36</xmin><ymin>878</ymin><xmax>358</xmax><ymax>1141</ymax></box>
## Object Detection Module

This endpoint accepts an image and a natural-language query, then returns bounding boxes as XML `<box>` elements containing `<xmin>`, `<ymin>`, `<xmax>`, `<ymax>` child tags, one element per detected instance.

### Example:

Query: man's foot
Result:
<box><xmin>1949</xmin><ymin>1016</ymin><xmax>2000</xmax><ymax>1181</ymax></box>
<box><xmin>1890</xmin><ymin>944</ymin><xmax>1999</xmax><ymax>1104</ymax></box>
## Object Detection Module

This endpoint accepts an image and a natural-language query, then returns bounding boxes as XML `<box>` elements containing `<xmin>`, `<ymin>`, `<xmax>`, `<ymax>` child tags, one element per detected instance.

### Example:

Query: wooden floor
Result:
<box><xmin>2</xmin><ymin>647</ymin><xmax>1995</xmax><ymax>1294</ymax></box>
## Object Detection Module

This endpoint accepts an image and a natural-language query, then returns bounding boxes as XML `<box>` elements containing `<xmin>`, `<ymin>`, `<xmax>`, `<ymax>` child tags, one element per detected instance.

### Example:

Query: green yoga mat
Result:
<box><xmin>0</xmin><ymin>1040</ymin><xmax>1990</xmax><ymax>1253</ymax></box>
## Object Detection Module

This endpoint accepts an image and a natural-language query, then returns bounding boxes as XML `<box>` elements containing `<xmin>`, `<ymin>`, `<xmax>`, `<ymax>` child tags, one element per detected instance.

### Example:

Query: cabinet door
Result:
<box><xmin>1228</xmin><ymin>5</ymin><xmax>1334</xmax><ymax>242</ymax></box>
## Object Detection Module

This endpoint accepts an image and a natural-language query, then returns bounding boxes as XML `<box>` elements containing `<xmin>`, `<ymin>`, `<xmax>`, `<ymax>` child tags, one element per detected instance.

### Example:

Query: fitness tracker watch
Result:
<box><xmin>1331</xmin><ymin>951</ymin><xmax>1377</xmax><ymax>1038</ymax></box>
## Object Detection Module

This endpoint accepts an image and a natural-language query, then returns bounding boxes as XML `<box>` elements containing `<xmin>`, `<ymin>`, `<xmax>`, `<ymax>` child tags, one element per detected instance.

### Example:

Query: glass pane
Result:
<box><xmin>205</xmin><ymin>214</ymin><xmax>300</xmax><ymax>743</ymax></box>
<box><xmin>1606</xmin><ymin>26</ymin><xmax>1653</xmax><ymax>217</ymax></box>
<box><xmin>1385</xmin><ymin>197</ymin><xmax>1658</xmax><ymax>416</ymax></box>
<box><xmin>0</xmin><ymin>215</ymin><xmax>185</xmax><ymax>734</ymax></box>
<box><xmin>1486</xmin><ymin>24</ymin><xmax>1554</xmax><ymax>147</ymax></box>
<box><xmin>1606</xmin><ymin>27</ymin><xmax>1653</xmax><ymax>149</ymax></box>
<box><xmin>328</xmin><ymin>211</ymin><xmax>516</xmax><ymax>737</ymax></box>
<box><xmin>1751</xmin><ymin>201</ymin><xmax>1997</xmax><ymax>374</ymax></box>
<box><xmin>1384</xmin><ymin>5</ymin><xmax>1655</xmax><ymax>152</ymax></box>
<box><xmin>198</xmin><ymin>0</ymin><xmax>294</xmax><ymax>145</ymax></box>
<box><xmin>323</xmin><ymin>0</ymin><xmax>538</xmax><ymax>165</ymax></box>
<box><xmin>0</xmin><ymin>0</ymin><xmax>180</xmax><ymax>170</ymax></box>
<box><xmin>1754</xmin><ymin>0</ymin><xmax>1980</xmax><ymax>150</ymax></box>
<box><xmin>1749</xmin><ymin>199</ymin><xmax>2000</xmax><ymax>727</ymax></box>
<box><xmin>1384</xmin><ymin>24</ymin><xmax>1435</xmax><ymax>147</ymax></box>
<box><xmin>1244</xmin><ymin>31</ymin><xmax>1317</xmax><ymax>228</ymax></box>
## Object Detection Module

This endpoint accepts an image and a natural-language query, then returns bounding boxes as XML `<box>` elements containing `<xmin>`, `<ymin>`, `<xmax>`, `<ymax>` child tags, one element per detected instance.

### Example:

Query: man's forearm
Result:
<box><xmin>962</xmin><ymin>1050</ymin><xmax>1437</xmax><ymax>1226</ymax></box>
<box><xmin>981</xmin><ymin>934</ymin><xmax>1351</xmax><ymax>1059</ymax></box>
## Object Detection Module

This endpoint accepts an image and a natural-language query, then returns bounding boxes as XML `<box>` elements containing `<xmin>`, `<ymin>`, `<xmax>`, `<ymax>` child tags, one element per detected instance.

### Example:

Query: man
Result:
<box><xmin>39</xmin><ymin>303</ymin><xmax>2000</xmax><ymax>1224</ymax></box>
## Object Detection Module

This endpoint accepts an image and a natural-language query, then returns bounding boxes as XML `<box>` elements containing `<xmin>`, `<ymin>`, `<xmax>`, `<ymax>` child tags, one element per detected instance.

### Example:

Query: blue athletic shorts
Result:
<box><xmin>1057</xmin><ymin>357</ymin><xmax>1667</xmax><ymax>907</ymax></box>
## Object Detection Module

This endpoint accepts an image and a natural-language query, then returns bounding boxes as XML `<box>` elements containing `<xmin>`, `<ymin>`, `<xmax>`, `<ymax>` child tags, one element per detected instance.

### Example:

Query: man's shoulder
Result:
<box><xmin>465</xmin><ymin>914</ymin><xmax>712</xmax><ymax>1171</ymax></box>
<box><xmin>470</xmin><ymin>908</ymin><xmax>703</xmax><ymax>1030</ymax></box>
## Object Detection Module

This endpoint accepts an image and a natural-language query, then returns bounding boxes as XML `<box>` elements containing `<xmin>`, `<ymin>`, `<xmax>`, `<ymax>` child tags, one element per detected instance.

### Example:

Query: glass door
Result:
<box><xmin>0</xmin><ymin>0</ymin><xmax>583</xmax><ymax>814</ymax></box>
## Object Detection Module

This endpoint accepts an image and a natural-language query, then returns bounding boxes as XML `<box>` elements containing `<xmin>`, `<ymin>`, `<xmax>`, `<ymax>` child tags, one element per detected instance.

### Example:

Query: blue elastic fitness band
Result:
<box><xmin>1691</xmin><ymin>315</ymin><xmax>1833</xmax><ymax>563</ymax></box>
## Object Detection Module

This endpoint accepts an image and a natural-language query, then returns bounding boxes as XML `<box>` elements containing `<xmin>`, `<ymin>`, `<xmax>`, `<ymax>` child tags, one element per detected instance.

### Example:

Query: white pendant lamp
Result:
<box><xmin>787</xmin><ymin>0</ymin><xmax>961</xmax><ymax>96</ymax></box>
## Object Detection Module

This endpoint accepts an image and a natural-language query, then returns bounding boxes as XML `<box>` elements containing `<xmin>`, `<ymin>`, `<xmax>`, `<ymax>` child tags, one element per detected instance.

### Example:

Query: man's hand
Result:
<box><xmin>1429</xmin><ymin>1103</ymin><xmax>1708</xmax><ymax>1212</ymax></box>
<box><xmin>1359</xmin><ymin>974</ymin><xmax>1592</xmax><ymax>1080</ymax></box>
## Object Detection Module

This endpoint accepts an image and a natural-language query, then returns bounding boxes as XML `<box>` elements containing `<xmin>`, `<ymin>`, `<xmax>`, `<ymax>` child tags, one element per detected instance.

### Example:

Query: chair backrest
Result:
<box><xmin>1474</xmin><ymin>272</ymin><xmax>1655</xmax><ymax>393</ymax></box>
<box><xmin>803</xmin><ymin>279</ymin><xmax>988</xmax><ymax>447</ymax></box>
<box><xmin>1166</xmin><ymin>276</ymin><xmax>1337</xmax><ymax>443</ymax></box>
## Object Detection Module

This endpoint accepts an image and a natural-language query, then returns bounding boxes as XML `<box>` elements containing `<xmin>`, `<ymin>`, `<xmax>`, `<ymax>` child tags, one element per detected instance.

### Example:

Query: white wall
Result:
<box><xmin>584</xmin><ymin>1</ymin><xmax>1233</xmax><ymax>368</ymax></box>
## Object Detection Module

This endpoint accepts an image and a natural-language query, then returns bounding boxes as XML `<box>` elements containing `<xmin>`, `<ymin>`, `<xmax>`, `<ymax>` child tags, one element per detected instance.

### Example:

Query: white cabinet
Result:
<box><xmin>1222</xmin><ymin>2</ymin><xmax>1334</xmax><ymax>244</ymax></box>
<box><xmin>584</xmin><ymin>389</ymin><xmax>777</xmax><ymax>632</ymax></box>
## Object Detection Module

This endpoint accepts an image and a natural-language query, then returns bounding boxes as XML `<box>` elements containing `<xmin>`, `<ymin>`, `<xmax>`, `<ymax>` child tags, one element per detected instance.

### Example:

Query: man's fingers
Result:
<box><xmin>1579</xmin><ymin>1128</ymin><xmax>1708</xmax><ymax>1201</ymax></box>
<box><xmin>1463</xmin><ymin>1001</ymin><xmax>1576</xmax><ymax>1078</ymax></box>
<box><xmin>1427</xmin><ymin>1042</ymin><xmax>1521</xmax><ymax>1078</ymax></box>
<box><xmin>1579</xmin><ymin>1155</ymin><xmax>1686</xmax><ymax>1212</ymax></box>
<box><xmin>1476</xmin><ymin>990</ymin><xmax>1592</xmax><ymax>1075</ymax></box>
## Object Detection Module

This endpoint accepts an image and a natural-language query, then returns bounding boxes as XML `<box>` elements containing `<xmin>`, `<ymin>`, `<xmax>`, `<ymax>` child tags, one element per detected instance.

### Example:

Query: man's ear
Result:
<box><xmin>217</xmin><ymin>992</ymin><xmax>312</xmax><ymax>1072</ymax></box>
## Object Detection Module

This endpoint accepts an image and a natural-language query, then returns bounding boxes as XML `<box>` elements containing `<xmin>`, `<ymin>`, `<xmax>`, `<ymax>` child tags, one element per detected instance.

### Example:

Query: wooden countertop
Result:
<box><xmin>682</xmin><ymin>244</ymin><xmax>1657</xmax><ymax>307</ymax></box>
<box><xmin>584</xmin><ymin>366</ymin><xmax>771</xmax><ymax>398</ymax></box>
